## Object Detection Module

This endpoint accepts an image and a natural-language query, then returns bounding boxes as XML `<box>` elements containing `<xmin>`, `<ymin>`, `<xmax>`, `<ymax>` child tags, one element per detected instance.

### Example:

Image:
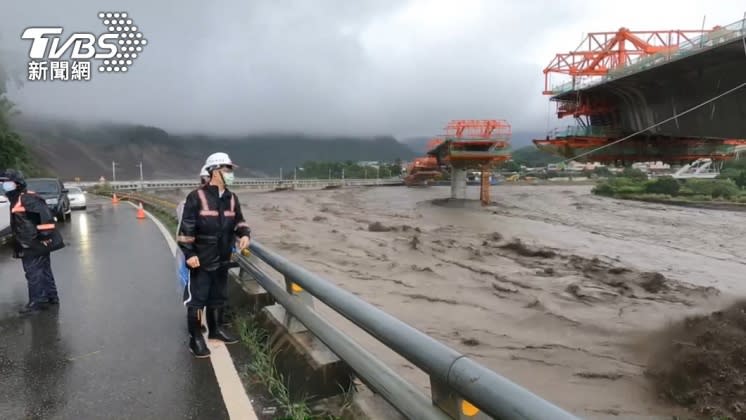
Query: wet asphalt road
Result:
<box><xmin>0</xmin><ymin>198</ymin><xmax>229</xmax><ymax>420</ymax></box>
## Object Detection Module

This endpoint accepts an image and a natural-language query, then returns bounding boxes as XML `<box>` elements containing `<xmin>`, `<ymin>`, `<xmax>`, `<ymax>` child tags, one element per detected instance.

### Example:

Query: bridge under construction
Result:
<box><xmin>534</xmin><ymin>16</ymin><xmax>746</xmax><ymax>164</ymax></box>
<box><xmin>405</xmin><ymin>119</ymin><xmax>512</xmax><ymax>205</ymax></box>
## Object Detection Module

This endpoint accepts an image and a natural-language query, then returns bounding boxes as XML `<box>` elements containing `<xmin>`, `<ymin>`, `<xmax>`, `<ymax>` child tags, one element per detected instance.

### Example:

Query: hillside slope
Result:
<box><xmin>11</xmin><ymin>116</ymin><xmax>417</xmax><ymax>180</ymax></box>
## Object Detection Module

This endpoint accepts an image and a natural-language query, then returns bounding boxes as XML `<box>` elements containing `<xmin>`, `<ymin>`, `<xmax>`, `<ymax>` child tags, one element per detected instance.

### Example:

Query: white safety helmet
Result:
<box><xmin>204</xmin><ymin>152</ymin><xmax>238</xmax><ymax>172</ymax></box>
<box><xmin>199</xmin><ymin>164</ymin><xmax>209</xmax><ymax>177</ymax></box>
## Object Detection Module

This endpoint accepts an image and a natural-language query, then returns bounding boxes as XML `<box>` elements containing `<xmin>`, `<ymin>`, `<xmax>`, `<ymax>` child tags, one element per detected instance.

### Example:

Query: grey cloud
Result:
<box><xmin>6</xmin><ymin>0</ymin><xmax>726</xmax><ymax>138</ymax></box>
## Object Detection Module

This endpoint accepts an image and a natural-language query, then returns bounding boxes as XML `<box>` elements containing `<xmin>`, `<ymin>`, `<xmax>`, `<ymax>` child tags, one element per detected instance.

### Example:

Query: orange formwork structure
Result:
<box><xmin>427</xmin><ymin>119</ymin><xmax>513</xmax><ymax>205</ymax></box>
<box><xmin>534</xmin><ymin>23</ymin><xmax>746</xmax><ymax>164</ymax></box>
<box><xmin>542</xmin><ymin>27</ymin><xmax>717</xmax><ymax>95</ymax></box>
<box><xmin>404</xmin><ymin>154</ymin><xmax>442</xmax><ymax>187</ymax></box>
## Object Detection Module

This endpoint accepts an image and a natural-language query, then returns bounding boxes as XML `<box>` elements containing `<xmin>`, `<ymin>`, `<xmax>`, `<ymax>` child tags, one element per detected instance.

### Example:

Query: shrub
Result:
<box><xmin>683</xmin><ymin>179</ymin><xmax>740</xmax><ymax>199</ymax></box>
<box><xmin>592</xmin><ymin>182</ymin><xmax>615</xmax><ymax>196</ymax></box>
<box><xmin>688</xmin><ymin>194</ymin><xmax>713</xmax><ymax>202</ymax></box>
<box><xmin>645</xmin><ymin>177</ymin><xmax>681</xmax><ymax>196</ymax></box>
<box><xmin>616</xmin><ymin>185</ymin><xmax>646</xmax><ymax>195</ymax></box>
<box><xmin>735</xmin><ymin>170</ymin><xmax>746</xmax><ymax>189</ymax></box>
<box><xmin>621</xmin><ymin>167</ymin><xmax>648</xmax><ymax>180</ymax></box>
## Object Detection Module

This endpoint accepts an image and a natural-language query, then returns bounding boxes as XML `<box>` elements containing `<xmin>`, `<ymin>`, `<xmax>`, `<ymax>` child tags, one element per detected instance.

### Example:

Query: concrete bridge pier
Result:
<box><xmin>451</xmin><ymin>168</ymin><xmax>467</xmax><ymax>199</ymax></box>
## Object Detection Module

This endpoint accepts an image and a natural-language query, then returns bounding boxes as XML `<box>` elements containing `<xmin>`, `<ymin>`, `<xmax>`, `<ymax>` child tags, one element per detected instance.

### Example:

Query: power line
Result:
<box><xmin>559</xmin><ymin>80</ymin><xmax>746</xmax><ymax>164</ymax></box>
<box><xmin>556</xmin><ymin>15</ymin><xmax>746</xmax><ymax>165</ymax></box>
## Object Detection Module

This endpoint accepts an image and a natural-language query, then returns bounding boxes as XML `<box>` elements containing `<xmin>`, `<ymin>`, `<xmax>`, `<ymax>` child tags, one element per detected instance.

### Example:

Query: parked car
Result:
<box><xmin>0</xmin><ymin>189</ymin><xmax>10</xmax><ymax>239</ymax></box>
<box><xmin>26</xmin><ymin>178</ymin><xmax>71</xmax><ymax>223</ymax></box>
<box><xmin>67</xmin><ymin>186</ymin><xmax>87</xmax><ymax>210</ymax></box>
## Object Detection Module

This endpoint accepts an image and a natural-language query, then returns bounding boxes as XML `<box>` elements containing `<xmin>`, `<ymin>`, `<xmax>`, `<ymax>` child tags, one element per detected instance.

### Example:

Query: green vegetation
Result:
<box><xmin>235</xmin><ymin>315</ymin><xmax>350</xmax><ymax>420</ymax></box>
<box><xmin>0</xmin><ymin>59</ymin><xmax>33</xmax><ymax>173</ymax></box>
<box><xmin>508</xmin><ymin>145</ymin><xmax>563</xmax><ymax>168</ymax></box>
<box><xmin>294</xmin><ymin>160</ymin><xmax>402</xmax><ymax>179</ymax></box>
<box><xmin>236</xmin><ymin>316</ymin><xmax>314</xmax><ymax>419</ymax></box>
<box><xmin>592</xmin><ymin>173</ymin><xmax>746</xmax><ymax>205</ymax></box>
<box><xmin>718</xmin><ymin>158</ymin><xmax>746</xmax><ymax>189</ymax></box>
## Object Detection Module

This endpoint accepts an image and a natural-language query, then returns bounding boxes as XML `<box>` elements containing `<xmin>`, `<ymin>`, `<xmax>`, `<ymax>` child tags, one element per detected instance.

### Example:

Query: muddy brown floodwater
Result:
<box><xmin>231</xmin><ymin>184</ymin><xmax>745</xmax><ymax>419</ymax></box>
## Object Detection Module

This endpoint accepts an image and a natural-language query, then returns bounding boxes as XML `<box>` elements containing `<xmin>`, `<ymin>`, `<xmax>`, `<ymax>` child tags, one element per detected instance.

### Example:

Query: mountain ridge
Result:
<box><xmin>10</xmin><ymin>115</ymin><xmax>418</xmax><ymax>180</ymax></box>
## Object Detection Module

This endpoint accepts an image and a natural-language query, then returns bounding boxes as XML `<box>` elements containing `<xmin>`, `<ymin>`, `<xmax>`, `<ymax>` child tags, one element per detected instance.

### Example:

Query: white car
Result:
<box><xmin>67</xmin><ymin>186</ymin><xmax>87</xmax><ymax>210</ymax></box>
<box><xmin>0</xmin><ymin>192</ymin><xmax>10</xmax><ymax>239</ymax></box>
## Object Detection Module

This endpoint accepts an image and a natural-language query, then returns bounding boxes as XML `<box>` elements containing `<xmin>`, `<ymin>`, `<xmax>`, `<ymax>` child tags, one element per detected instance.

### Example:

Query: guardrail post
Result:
<box><xmin>228</xmin><ymin>250</ymin><xmax>275</xmax><ymax>313</ymax></box>
<box><xmin>282</xmin><ymin>277</ymin><xmax>313</xmax><ymax>334</ymax></box>
<box><xmin>430</xmin><ymin>378</ymin><xmax>491</xmax><ymax>420</ymax></box>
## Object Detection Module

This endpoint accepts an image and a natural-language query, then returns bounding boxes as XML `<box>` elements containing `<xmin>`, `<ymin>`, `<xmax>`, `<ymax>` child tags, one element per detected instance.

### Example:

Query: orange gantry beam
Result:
<box><xmin>543</xmin><ymin>27</ymin><xmax>718</xmax><ymax>94</ymax></box>
<box><xmin>444</xmin><ymin>119</ymin><xmax>511</xmax><ymax>139</ymax></box>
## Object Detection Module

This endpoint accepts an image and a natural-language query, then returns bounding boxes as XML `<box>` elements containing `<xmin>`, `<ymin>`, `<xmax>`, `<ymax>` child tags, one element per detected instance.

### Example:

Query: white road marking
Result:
<box><xmin>128</xmin><ymin>201</ymin><xmax>258</xmax><ymax>420</ymax></box>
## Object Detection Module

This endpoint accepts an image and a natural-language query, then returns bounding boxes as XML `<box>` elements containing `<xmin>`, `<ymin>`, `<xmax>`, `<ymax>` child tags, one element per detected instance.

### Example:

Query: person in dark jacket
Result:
<box><xmin>1</xmin><ymin>169</ymin><xmax>65</xmax><ymax>314</ymax></box>
<box><xmin>177</xmin><ymin>153</ymin><xmax>251</xmax><ymax>358</ymax></box>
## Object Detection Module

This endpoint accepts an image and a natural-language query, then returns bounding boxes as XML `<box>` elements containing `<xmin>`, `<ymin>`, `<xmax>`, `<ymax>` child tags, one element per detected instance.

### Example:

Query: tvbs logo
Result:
<box><xmin>21</xmin><ymin>12</ymin><xmax>148</xmax><ymax>81</ymax></box>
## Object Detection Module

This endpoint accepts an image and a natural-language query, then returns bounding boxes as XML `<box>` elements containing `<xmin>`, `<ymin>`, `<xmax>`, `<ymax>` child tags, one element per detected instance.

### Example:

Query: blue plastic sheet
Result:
<box><xmin>175</xmin><ymin>247</ymin><xmax>189</xmax><ymax>293</ymax></box>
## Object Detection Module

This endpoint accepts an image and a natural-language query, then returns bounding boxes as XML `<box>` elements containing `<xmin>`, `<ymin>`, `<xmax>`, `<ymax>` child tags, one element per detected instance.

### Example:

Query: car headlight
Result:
<box><xmin>46</xmin><ymin>198</ymin><xmax>59</xmax><ymax>205</ymax></box>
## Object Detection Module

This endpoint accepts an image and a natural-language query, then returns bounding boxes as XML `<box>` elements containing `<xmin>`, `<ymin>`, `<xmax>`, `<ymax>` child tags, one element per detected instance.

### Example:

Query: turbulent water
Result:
<box><xmin>232</xmin><ymin>184</ymin><xmax>744</xmax><ymax>419</ymax></box>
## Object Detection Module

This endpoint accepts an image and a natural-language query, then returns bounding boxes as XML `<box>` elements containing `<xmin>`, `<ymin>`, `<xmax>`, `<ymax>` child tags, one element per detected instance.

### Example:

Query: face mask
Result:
<box><xmin>2</xmin><ymin>181</ymin><xmax>16</xmax><ymax>193</ymax></box>
<box><xmin>221</xmin><ymin>171</ymin><xmax>235</xmax><ymax>186</ymax></box>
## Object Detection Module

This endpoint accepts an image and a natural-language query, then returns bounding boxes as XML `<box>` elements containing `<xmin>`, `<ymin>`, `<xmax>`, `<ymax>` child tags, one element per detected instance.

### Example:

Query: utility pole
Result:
<box><xmin>280</xmin><ymin>167</ymin><xmax>283</xmax><ymax>180</ymax></box>
<box><xmin>342</xmin><ymin>168</ymin><xmax>345</xmax><ymax>180</ymax></box>
<box><xmin>136</xmin><ymin>162</ymin><xmax>144</xmax><ymax>190</ymax></box>
<box><xmin>112</xmin><ymin>161</ymin><xmax>118</xmax><ymax>183</ymax></box>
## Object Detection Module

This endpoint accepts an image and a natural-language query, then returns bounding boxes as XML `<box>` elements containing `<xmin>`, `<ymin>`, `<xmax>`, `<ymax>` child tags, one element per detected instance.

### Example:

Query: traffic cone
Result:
<box><xmin>136</xmin><ymin>202</ymin><xmax>146</xmax><ymax>219</ymax></box>
<box><xmin>112</xmin><ymin>193</ymin><xmax>120</xmax><ymax>204</ymax></box>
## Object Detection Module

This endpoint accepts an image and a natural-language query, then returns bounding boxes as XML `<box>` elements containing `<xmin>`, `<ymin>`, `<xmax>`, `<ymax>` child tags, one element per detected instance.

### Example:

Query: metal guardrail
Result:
<box><xmin>125</xmin><ymin>192</ymin><xmax>581</xmax><ymax>420</ymax></box>
<box><xmin>241</xmin><ymin>244</ymin><xmax>580</xmax><ymax>420</ymax></box>
<box><xmin>70</xmin><ymin>177</ymin><xmax>404</xmax><ymax>191</ymax></box>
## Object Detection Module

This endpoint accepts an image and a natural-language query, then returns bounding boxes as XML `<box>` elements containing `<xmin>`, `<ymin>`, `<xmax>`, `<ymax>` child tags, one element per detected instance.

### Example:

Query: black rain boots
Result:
<box><xmin>207</xmin><ymin>307</ymin><xmax>239</xmax><ymax>344</ymax></box>
<box><xmin>187</xmin><ymin>306</ymin><xmax>210</xmax><ymax>358</ymax></box>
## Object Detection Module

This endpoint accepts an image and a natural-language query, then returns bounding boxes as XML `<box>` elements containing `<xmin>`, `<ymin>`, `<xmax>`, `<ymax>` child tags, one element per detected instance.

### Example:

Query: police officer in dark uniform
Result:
<box><xmin>177</xmin><ymin>153</ymin><xmax>251</xmax><ymax>358</ymax></box>
<box><xmin>1</xmin><ymin>169</ymin><xmax>65</xmax><ymax>314</ymax></box>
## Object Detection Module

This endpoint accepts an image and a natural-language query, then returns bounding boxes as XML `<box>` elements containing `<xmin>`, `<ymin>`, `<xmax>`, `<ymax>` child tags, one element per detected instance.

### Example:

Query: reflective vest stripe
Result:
<box><xmin>224</xmin><ymin>194</ymin><xmax>235</xmax><ymax>216</ymax></box>
<box><xmin>196</xmin><ymin>189</ymin><xmax>210</xmax><ymax>212</ymax></box>
<box><xmin>177</xmin><ymin>235</ymin><xmax>196</xmax><ymax>243</ymax></box>
<box><xmin>197</xmin><ymin>189</ymin><xmax>235</xmax><ymax>217</ymax></box>
<box><xmin>11</xmin><ymin>194</ymin><xmax>26</xmax><ymax>213</ymax></box>
<box><xmin>37</xmin><ymin>224</ymin><xmax>55</xmax><ymax>231</ymax></box>
<box><xmin>196</xmin><ymin>189</ymin><xmax>219</xmax><ymax>217</ymax></box>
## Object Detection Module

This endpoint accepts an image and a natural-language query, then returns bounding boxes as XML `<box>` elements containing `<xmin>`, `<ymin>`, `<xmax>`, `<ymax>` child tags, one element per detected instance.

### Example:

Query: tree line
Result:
<box><xmin>0</xmin><ymin>57</ymin><xmax>33</xmax><ymax>173</ymax></box>
<box><xmin>290</xmin><ymin>160</ymin><xmax>404</xmax><ymax>179</ymax></box>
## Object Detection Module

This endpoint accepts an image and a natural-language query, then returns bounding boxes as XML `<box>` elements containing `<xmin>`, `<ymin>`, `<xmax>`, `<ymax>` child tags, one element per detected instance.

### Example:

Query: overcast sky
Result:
<box><xmin>1</xmin><ymin>0</ymin><xmax>744</xmax><ymax>138</ymax></box>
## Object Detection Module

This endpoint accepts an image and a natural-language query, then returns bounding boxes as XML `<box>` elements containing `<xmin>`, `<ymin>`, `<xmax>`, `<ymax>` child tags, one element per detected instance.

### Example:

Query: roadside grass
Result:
<box><xmin>235</xmin><ymin>314</ymin><xmax>352</xmax><ymax>420</ymax></box>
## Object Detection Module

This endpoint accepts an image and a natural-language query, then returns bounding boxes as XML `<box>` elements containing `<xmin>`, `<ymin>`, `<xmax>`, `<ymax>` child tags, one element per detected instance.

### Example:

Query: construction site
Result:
<box><xmin>404</xmin><ymin>119</ymin><xmax>513</xmax><ymax>205</ymax></box>
<box><xmin>394</xmin><ymin>16</ymin><xmax>746</xmax><ymax>418</ymax></box>
<box><xmin>404</xmin><ymin>16</ymin><xmax>746</xmax><ymax>205</ymax></box>
<box><xmin>534</xmin><ymin>18</ymin><xmax>746</xmax><ymax>165</ymax></box>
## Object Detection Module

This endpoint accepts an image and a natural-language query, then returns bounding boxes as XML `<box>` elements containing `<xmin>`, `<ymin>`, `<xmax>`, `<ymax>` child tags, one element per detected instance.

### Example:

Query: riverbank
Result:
<box><xmin>592</xmin><ymin>175</ymin><xmax>746</xmax><ymax>212</ymax></box>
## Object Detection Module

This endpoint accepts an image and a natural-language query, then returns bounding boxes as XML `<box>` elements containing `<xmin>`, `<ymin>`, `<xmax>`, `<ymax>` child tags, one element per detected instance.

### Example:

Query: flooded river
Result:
<box><xmin>234</xmin><ymin>183</ymin><xmax>743</xmax><ymax>419</ymax></box>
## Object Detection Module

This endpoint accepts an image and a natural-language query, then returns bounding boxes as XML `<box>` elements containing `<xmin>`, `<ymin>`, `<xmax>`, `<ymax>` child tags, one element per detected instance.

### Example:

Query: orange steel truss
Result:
<box><xmin>427</xmin><ymin>137</ymin><xmax>444</xmax><ymax>150</ymax></box>
<box><xmin>543</xmin><ymin>27</ymin><xmax>717</xmax><ymax>94</ymax></box>
<box><xmin>444</xmin><ymin>119</ymin><xmax>511</xmax><ymax>139</ymax></box>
